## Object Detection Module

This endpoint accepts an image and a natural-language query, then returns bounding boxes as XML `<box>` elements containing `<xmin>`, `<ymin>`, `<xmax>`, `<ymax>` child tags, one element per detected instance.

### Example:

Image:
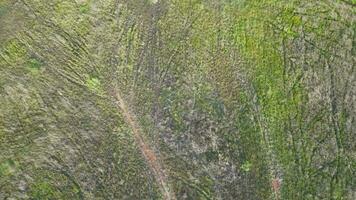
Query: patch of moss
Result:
<box><xmin>204</xmin><ymin>148</ymin><xmax>219</xmax><ymax>162</ymax></box>
<box><xmin>79</xmin><ymin>3</ymin><xmax>90</xmax><ymax>14</ymax></box>
<box><xmin>0</xmin><ymin>1</ymin><xmax>9</xmax><ymax>17</ymax></box>
<box><xmin>26</xmin><ymin>58</ymin><xmax>42</xmax><ymax>74</ymax></box>
<box><xmin>86</xmin><ymin>76</ymin><xmax>102</xmax><ymax>92</ymax></box>
<box><xmin>4</xmin><ymin>39</ymin><xmax>27</xmax><ymax>61</ymax></box>
<box><xmin>54</xmin><ymin>2</ymin><xmax>74</xmax><ymax>15</ymax></box>
<box><xmin>30</xmin><ymin>181</ymin><xmax>60</xmax><ymax>200</ymax></box>
<box><xmin>0</xmin><ymin>159</ymin><xmax>16</xmax><ymax>176</ymax></box>
<box><xmin>241</xmin><ymin>161</ymin><xmax>252</xmax><ymax>172</ymax></box>
<box><xmin>29</xmin><ymin>170</ymin><xmax>81</xmax><ymax>200</ymax></box>
<box><xmin>77</xmin><ymin>19</ymin><xmax>91</xmax><ymax>36</ymax></box>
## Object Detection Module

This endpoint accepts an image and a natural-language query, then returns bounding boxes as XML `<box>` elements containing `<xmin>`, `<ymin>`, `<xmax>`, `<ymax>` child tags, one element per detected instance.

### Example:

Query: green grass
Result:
<box><xmin>30</xmin><ymin>181</ymin><xmax>60</xmax><ymax>199</ymax></box>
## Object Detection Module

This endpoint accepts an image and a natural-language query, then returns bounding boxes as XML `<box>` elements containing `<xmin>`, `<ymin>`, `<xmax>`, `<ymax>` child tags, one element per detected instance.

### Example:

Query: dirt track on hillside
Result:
<box><xmin>113</xmin><ymin>91</ymin><xmax>175</xmax><ymax>200</ymax></box>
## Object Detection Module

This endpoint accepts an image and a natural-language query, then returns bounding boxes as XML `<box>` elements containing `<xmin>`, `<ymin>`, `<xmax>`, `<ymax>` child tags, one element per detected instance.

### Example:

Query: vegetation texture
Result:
<box><xmin>0</xmin><ymin>0</ymin><xmax>355</xmax><ymax>199</ymax></box>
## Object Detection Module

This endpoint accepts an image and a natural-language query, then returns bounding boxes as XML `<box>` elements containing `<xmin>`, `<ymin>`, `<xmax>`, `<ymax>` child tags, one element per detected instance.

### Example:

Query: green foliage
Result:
<box><xmin>79</xmin><ymin>3</ymin><xmax>90</xmax><ymax>14</ymax></box>
<box><xmin>241</xmin><ymin>161</ymin><xmax>252</xmax><ymax>172</ymax></box>
<box><xmin>26</xmin><ymin>58</ymin><xmax>42</xmax><ymax>74</ymax></box>
<box><xmin>86</xmin><ymin>76</ymin><xmax>102</xmax><ymax>92</ymax></box>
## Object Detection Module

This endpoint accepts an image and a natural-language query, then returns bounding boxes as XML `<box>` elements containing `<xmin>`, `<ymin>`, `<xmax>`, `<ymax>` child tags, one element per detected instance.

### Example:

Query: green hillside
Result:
<box><xmin>0</xmin><ymin>0</ymin><xmax>355</xmax><ymax>199</ymax></box>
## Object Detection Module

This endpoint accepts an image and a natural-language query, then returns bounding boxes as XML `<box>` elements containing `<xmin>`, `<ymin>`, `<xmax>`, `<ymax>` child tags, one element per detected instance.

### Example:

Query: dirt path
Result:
<box><xmin>113</xmin><ymin>90</ymin><xmax>175</xmax><ymax>200</ymax></box>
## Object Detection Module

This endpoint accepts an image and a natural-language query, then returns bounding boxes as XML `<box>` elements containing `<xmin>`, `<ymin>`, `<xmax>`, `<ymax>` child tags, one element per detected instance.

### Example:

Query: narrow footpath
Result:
<box><xmin>113</xmin><ymin>90</ymin><xmax>176</xmax><ymax>200</ymax></box>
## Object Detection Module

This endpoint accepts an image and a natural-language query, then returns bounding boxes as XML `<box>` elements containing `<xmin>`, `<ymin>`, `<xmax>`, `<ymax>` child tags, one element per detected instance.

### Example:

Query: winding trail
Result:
<box><xmin>113</xmin><ymin>90</ymin><xmax>176</xmax><ymax>200</ymax></box>
<box><xmin>87</xmin><ymin>1</ymin><xmax>174</xmax><ymax>198</ymax></box>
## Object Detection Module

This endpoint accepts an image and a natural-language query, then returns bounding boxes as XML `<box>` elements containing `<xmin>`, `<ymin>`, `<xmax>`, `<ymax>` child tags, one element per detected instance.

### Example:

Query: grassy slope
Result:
<box><xmin>0</xmin><ymin>1</ymin><xmax>161</xmax><ymax>199</ymax></box>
